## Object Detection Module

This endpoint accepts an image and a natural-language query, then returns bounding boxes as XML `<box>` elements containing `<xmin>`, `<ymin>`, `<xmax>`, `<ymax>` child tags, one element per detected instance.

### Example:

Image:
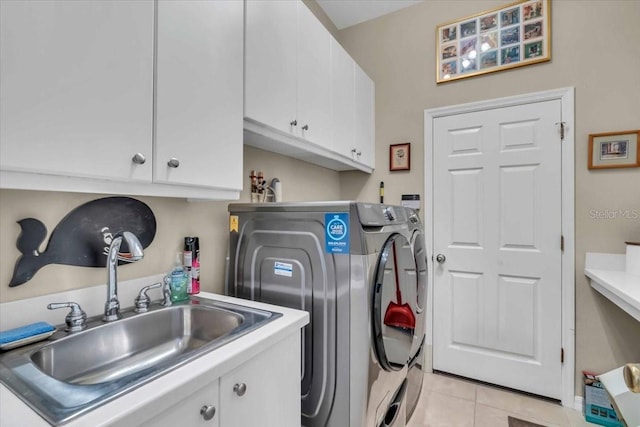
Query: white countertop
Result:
<box><xmin>0</xmin><ymin>285</ymin><xmax>308</xmax><ymax>426</ymax></box>
<box><xmin>585</xmin><ymin>253</ymin><xmax>640</xmax><ymax>322</ymax></box>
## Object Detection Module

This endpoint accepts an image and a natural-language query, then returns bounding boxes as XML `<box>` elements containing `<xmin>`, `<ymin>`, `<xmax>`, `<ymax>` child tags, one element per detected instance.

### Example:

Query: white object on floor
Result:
<box><xmin>599</xmin><ymin>366</ymin><xmax>640</xmax><ymax>427</ymax></box>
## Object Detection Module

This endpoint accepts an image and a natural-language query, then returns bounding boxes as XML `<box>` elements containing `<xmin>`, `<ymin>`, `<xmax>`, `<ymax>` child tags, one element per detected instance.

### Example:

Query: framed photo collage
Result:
<box><xmin>436</xmin><ymin>0</ymin><xmax>550</xmax><ymax>83</ymax></box>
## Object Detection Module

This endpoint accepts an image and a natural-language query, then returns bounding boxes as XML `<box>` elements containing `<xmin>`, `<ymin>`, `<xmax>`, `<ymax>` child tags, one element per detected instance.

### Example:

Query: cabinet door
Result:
<box><xmin>354</xmin><ymin>64</ymin><xmax>375</xmax><ymax>168</ymax></box>
<box><xmin>296</xmin><ymin>2</ymin><xmax>331</xmax><ymax>146</ymax></box>
<box><xmin>244</xmin><ymin>0</ymin><xmax>297</xmax><ymax>136</ymax></box>
<box><xmin>330</xmin><ymin>39</ymin><xmax>356</xmax><ymax>159</ymax></box>
<box><xmin>155</xmin><ymin>0</ymin><xmax>243</xmax><ymax>189</ymax></box>
<box><xmin>220</xmin><ymin>334</ymin><xmax>301</xmax><ymax>427</ymax></box>
<box><xmin>139</xmin><ymin>380</ymin><xmax>219</xmax><ymax>427</ymax></box>
<box><xmin>0</xmin><ymin>0</ymin><xmax>154</xmax><ymax>182</ymax></box>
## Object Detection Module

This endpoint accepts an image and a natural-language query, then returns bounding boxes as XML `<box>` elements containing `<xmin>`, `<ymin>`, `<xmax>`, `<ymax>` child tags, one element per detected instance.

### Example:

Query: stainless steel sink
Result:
<box><xmin>0</xmin><ymin>297</ymin><xmax>281</xmax><ymax>425</ymax></box>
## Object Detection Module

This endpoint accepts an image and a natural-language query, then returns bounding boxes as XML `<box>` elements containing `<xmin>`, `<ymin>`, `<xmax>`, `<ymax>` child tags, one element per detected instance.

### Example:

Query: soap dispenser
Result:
<box><xmin>169</xmin><ymin>252</ymin><xmax>189</xmax><ymax>303</ymax></box>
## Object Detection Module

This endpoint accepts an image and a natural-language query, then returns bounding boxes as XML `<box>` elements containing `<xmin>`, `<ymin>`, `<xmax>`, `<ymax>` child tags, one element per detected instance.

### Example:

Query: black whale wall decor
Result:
<box><xmin>9</xmin><ymin>196</ymin><xmax>157</xmax><ymax>287</ymax></box>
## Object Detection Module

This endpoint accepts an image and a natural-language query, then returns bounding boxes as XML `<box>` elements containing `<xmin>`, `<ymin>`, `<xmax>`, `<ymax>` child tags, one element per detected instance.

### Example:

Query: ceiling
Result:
<box><xmin>316</xmin><ymin>0</ymin><xmax>424</xmax><ymax>30</ymax></box>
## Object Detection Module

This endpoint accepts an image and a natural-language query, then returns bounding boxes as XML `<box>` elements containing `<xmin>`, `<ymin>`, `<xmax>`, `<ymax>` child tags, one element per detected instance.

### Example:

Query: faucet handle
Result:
<box><xmin>134</xmin><ymin>282</ymin><xmax>163</xmax><ymax>313</ymax></box>
<box><xmin>47</xmin><ymin>302</ymin><xmax>87</xmax><ymax>332</ymax></box>
<box><xmin>161</xmin><ymin>275</ymin><xmax>172</xmax><ymax>307</ymax></box>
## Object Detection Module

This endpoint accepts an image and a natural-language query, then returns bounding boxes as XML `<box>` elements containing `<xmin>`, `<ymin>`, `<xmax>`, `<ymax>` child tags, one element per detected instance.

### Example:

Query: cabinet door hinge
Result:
<box><xmin>556</xmin><ymin>121</ymin><xmax>566</xmax><ymax>140</ymax></box>
<box><xmin>561</xmin><ymin>235</ymin><xmax>564</xmax><ymax>252</ymax></box>
<box><xmin>561</xmin><ymin>347</ymin><xmax>564</xmax><ymax>363</ymax></box>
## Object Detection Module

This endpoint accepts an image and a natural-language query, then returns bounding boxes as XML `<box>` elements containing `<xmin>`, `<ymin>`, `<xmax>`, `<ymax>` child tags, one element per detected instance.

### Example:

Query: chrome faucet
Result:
<box><xmin>103</xmin><ymin>231</ymin><xmax>144</xmax><ymax>322</ymax></box>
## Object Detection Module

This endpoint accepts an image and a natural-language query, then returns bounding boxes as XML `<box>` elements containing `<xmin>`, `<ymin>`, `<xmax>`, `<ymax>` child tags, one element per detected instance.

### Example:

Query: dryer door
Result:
<box><xmin>410</xmin><ymin>229</ymin><xmax>428</xmax><ymax>357</ymax></box>
<box><xmin>372</xmin><ymin>233</ymin><xmax>416</xmax><ymax>371</ymax></box>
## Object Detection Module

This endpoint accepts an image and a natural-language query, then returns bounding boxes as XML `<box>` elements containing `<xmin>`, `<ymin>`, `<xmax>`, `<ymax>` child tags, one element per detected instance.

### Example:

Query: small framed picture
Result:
<box><xmin>588</xmin><ymin>130</ymin><xmax>640</xmax><ymax>169</ymax></box>
<box><xmin>390</xmin><ymin>143</ymin><xmax>411</xmax><ymax>171</ymax></box>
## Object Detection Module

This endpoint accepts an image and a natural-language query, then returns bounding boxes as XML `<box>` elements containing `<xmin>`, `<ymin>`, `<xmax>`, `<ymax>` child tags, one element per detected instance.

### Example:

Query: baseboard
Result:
<box><xmin>574</xmin><ymin>395</ymin><xmax>584</xmax><ymax>411</ymax></box>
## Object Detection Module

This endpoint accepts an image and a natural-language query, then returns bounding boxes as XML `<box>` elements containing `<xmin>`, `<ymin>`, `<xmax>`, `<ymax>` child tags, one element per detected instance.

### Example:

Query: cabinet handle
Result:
<box><xmin>131</xmin><ymin>153</ymin><xmax>146</xmax><ymax>165</ymax></box>
<box><xmin>200</xmin><ymin>405</ymin><xmax>216</xmax><ymax>421</ymax></box>
<box><xmin>351</xmin><ymin>148</ymin><xmax>357</xmax><ymax>154</ymax></box>
<box><xmin>233</xmin><ymin>383</ymin><xmax>247</xmax><ymax>397</ymax></box>
<box><xmin>290</xmin><ymin>120</ymin><xmax>297</xmax><ymax>127</ymax></box>
<box><xmin>167</xmin><ymin>158</ymin><xmax>180</xmax><ymax>168</ymax></box>
<box><xmin>302</xmin><ymin>124</ymin><xmax>309</xmax><ymax>131</ymax></box>
<box><xmin>357</xmin><ymin>151</ymin><xmax>362</xmax><ymax>157</ymax></box>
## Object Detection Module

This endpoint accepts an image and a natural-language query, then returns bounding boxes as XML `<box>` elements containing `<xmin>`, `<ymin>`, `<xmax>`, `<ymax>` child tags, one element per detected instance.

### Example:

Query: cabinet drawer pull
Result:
<box><xmin>200</xmin><ymin>405</ymin><xmax>216</xmax><ymax>421</ymax></box>
<box><xmin>301</xmin><ymin>124</ymin><xmax>309</xmax><ymax>131</ymax></box>
<box><xmin>233</xmin><ymin>383</ymin><xmax>247</xmax><ymax>396</ymax></box>
<box><xmin>167</xmin><ymin>158</ymin><xmax>180</xmax><ymax>168</ymax></box>
<box><xmin>131</xmin><ymin>153</ymin><xmax>146</xmax><ymax>165</ymax></box>
<box><xmin>290</xmin><ymin>120</ymin><xmax>297</xmax><ymax>127</ymax></box>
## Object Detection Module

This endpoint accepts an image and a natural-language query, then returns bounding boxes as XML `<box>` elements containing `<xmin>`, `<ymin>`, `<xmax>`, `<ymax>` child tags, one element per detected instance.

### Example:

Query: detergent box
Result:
<box><xmin>583</xmin><ymin>371</ymin><xmax>624</xmax><ymax>427</ymax></box>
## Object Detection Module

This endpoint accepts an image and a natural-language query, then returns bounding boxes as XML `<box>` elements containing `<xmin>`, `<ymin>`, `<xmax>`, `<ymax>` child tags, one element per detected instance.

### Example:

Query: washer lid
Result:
<box><xmin>372</xmin><ymin>233</ymin><xmax>416</xmax><ymax>371</ymax></box>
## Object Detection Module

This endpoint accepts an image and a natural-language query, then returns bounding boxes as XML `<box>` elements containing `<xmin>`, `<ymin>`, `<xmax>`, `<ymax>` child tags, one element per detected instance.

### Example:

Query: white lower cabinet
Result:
<box><xmin>139</xmin><ymin>381</ymin><xmax>220</xmax><ymax>427</ymax></box>
<box><xmin>134</xmin><ymin>333</ymin><xmax>300</xmax><ymax>427</ymax></box>
<box><xmin>220</xmin><ymin>333</ymin><xmax>300</xmax><ymax>427</ymax></box>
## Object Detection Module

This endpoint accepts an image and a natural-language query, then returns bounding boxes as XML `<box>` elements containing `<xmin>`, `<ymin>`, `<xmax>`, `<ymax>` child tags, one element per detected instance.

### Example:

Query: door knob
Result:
<box><xmin>233</xmin><ymin>383</ymin><xmax>247</xmax><ymax>396</ymax></box>
<box><xmin>200</xmin><ymin>405</ymin><xmax>216</xmax><ymax>421</ymax></box>
<box><xmin>436</xmin><ymin>254</ymin><xmax>446</xmax><ymax>263</ymax></box>
<box><xmin>131</xmin><ymin>153</ymin><xmax>146</xmax><ymax>165</ymax></box>
<box><xmin>167</xmin><ymin>158</ymin><xmax>180</xmax><ymax>168</ymax></box>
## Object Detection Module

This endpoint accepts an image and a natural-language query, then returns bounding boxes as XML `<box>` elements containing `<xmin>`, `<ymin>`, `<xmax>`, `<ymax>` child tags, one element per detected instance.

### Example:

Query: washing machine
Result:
<box><xmin>404</xmin><ymin>208</ymin><xmax>428</xmax><ymax>422</ymax></box>
<box><xmin>225</xmin><ymin>202</ymin><xmax>419</xmax><ymax>427</ymax></box>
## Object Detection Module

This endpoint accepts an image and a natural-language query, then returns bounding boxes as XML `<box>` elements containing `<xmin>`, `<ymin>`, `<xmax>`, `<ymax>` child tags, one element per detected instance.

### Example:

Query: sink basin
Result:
<box><xmin>0</xmin><ymin>297</ymin><xmax>280</xmax><ymax>425</ymax></box>
<box><xmin>31</xmin><ymin>304</ymin><xmax>243</xmax><ymax>385</ymax></box>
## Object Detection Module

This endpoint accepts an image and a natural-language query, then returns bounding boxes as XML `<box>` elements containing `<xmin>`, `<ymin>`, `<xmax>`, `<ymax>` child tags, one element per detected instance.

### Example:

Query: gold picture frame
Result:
<box><xmin>436</xmin><ymin>0</ymin><xmax>551</xmax><ymax>83</ymax></box>
<box><xmin>588</xmin><ymin>130</ymin><xmax>640</xmax><ymax>170</ymax></box>
<box><xmin>390</xmin><ymin>143</ymin><xmax>411</xmax><ymax>171</ymax></box>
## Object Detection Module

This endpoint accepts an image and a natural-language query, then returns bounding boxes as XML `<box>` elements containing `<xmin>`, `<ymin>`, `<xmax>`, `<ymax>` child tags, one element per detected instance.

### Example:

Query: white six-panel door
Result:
<box><xmin>432</xmin><ymin>99</ymin><xmax>563</xmax><ymax>399</ymax></box>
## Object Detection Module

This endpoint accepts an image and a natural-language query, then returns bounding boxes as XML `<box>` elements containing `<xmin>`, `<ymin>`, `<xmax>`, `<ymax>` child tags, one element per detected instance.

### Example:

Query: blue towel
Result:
<box><xmin>0</xmin><ymin>322</ymin><xmax>55</xmax><ymax>344</ymax></box>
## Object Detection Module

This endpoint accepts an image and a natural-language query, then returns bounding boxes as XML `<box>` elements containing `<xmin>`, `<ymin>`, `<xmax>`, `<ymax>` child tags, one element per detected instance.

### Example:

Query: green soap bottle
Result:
<box><xmin>169</xmin><ymin>252</ymin><xmax>189</xmax><ymax>303</ymax></box>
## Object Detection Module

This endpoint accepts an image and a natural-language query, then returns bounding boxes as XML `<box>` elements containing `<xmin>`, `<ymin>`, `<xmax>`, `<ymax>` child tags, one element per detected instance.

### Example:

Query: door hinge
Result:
<box><xmin>561</xmin><ymin>347</ymin><xmax>564</xmax><ymax>363</ymax></box>
<box><xmin>561</xmin><ymin>235</ymin><xmax>564</xmax><ymax>252</ymax></box>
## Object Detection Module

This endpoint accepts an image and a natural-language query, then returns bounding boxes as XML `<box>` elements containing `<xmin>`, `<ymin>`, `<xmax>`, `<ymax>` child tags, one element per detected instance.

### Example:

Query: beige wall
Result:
<box><xmin>337</xmin><ymin>0</ymin><xmax>640</xmax><ymax>396</ymax></box>
<box><xmin>0</xmin><ymin>146</ymin><xmax>341</xmax><ymax>303</ymax></box>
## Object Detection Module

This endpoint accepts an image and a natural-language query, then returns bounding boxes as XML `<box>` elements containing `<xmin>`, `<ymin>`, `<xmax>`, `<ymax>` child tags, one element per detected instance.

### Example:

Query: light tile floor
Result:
<box><xmin>407</xmin><ymin>373</ymin><xmax>595</xmax><ymax>427</ymax></box>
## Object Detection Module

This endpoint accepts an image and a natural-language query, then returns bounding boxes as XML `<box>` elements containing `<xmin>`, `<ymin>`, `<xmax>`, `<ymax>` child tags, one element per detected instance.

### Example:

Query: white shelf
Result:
<box><xmin>585</xmin><ymin>252</ymin><xmax>640</xmax><ymax>322</ymax></box>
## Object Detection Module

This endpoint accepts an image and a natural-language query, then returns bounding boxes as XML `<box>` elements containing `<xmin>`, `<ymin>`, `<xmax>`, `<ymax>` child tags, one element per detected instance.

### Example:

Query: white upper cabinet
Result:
<box><xmin>244</xmin><ymin>0</ymin><xmax>298</xmax><ymax>135</ymax></box>
<box><xmin>330</xmin><ymin>39</ymin><xmax>356</xmax><ymax>159</ymax></box>
<box><xmin>0</xmin><ymin>1</ymin><xmax>243</xmax><ymax>199</ymax></box>
<box><xmin>245</xmin><ymin>0</ymin><xmax>331</xmax><ymax>146</ymax></box>
<box><xmin>354</xmin><ymin>64</ymin><xmax>375</xmax><ymax>168</ymax></box>
<box><xmin>244</xmin><ymin>0</ymin><xmax>375</xmax><ymax>173</ymax></box>
<box><xmin>296</xmin><ymin>3</ymin><xmax>332</xmax><ymax>146</ymax></box>
<box><xmin>155</xmin><ymin>0</ymin><xmax>243</xmax><ymax>190</ymax></box>
<box><xmin>0</xmin><ymin>1</ymin><xmax>154</xmax><ymax>182</ymax></box>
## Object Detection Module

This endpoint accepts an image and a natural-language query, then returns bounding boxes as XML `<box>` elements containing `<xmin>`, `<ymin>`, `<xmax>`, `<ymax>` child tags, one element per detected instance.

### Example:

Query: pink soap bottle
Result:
<box><xmin>191</xmin><ymin>237</ymin><xmax>200</xmax><ymax>294</ymax></box>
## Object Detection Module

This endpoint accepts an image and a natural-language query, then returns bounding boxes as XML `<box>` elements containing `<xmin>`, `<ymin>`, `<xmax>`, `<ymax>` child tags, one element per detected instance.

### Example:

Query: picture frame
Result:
<box><xmin>588</xmin><ymin>130</ymin><xmax>640</xmax><ymax>170</ymax></box>
<box><xmin>436</xmin><ymin>0</ymin><xmax>551</xmax><ymax>83</ymax></box>
<box><xmin>390</xmin><ymin>143</ymin><xmax>411</xmax><ymax>171</ymax></box>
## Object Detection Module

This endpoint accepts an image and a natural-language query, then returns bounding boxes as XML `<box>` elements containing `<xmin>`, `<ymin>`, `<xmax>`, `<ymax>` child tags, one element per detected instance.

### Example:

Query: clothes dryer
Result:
<box><xmin>226</xmin><ymin>202</ymin><xmax>417</xmax><ymax>427</ymax></box>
